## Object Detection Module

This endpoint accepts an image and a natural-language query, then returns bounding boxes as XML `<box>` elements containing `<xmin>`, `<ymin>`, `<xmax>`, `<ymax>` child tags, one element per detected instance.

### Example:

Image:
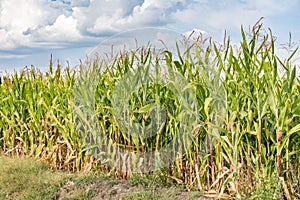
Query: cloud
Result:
<box><xmin>72</xmin><ymin>0</ymin><xmax>144</xmax><ymax>36</ymax></box>
<box><xmin>172</xmin><ymin>0</ymin><xmax>299</xmax><ymax>35</ymax></box>
<box><xmin>183</xmin><ymin>28</ymin><xmax>206</xmax><ymax>39</ymax></box>
<box><xmin>74</xmin><ymin>0</ymin><xmax>192</xmax><ymax>36</ymax></box>
<box><xmin>0</xmin><ymin>53</ymin><xmax>28</xmax><ymax>59</ymax></box>
<box><xmin>118</xmin><ymin>0</ymin><xmax>192</xmax><ymax>27</ymax></box>
<box><xmin>33</xmin><ymin>15</ymin><xmax>82</xmax><ymax>42</ymax></box>
<box><xmin>69</xmin><ymin>0</ymin><xmax>90</xmax><ymax>7</ymax></box>
<box><xmin>0</xmin><ymin>0</ymin><xmax>51</xmax><ymax>33</ymax></box>
<box><xmin>0</xmin><ymin>0</ymin><xmax>70</xmax><ymax>49</ymax></box>
<box><xmin>0</xmin><ymin>0</ymin><xmax>299</xmax><ymax>56</ymax></box>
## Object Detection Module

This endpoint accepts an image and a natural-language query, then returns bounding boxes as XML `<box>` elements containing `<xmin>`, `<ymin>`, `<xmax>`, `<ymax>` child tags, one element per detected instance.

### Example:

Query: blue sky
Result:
<box><xmin>1</xmin><ymin>0</ymin><xmax>300</xmax><ymax>73</ymax></box>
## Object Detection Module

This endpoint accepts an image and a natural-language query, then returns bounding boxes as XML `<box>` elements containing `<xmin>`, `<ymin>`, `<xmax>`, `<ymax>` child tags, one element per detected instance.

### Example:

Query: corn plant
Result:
<box><xmin>0</xmin><ymin>21</ymin><xmax>299</xmax><ymax>199</ymax></box>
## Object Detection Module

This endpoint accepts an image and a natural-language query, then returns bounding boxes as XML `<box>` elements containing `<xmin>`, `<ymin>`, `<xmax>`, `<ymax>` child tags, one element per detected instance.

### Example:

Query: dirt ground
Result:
<box><xmin>0</xmin><ymin>155</ymin><xmax>215</xmax><ymax>200</ymax></box>
<box><xmin>54</xmin><ymin>178</ymin><xmax>214</xmax><ymax>200</ymax></box>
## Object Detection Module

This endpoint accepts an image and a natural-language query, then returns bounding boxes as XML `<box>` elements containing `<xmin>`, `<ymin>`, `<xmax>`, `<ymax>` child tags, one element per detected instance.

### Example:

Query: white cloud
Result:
<box><xmin>73</xmin><ymin>0</ymin><xmax>191</xmax><ymax>35</ymax></box>
<box><xmin>72</xmin><ymin>0</ymin><xmax>144</xmax><ymax>35</ymax></box>
<box><xmin>0</xmin><ymin>0</ymin><xmax>85</xmax><ymax>49</ymax></box>
<box><xmin>116</xmin><ymin>0</ymin><xmax>191</xmax><ymax>27</ymax></box>
<box><xmin>0</xmin><ymin>29</ymin><xmax>28</xmax><ymax>49</ymax></box>
<box><xmin>87</xmin><ymin>8</ymin><xmax>124</xmax><ymax>34</ymax></box>
<box><xmin>0</xmin><ymin>0</ymin><xmax>47</xmax><ymax>48</ymax></box>
<box><xmin>173</xmin><ymin>0</ymin><xmax>299</xmax><ymax>32</ymax></box>
<box><xmin>34</xmin><ymin>15</ymin><xmax>82</xmax><ymax>41</ymax></box>
<box><xmin>0</xmin><ymin>0</ymin><xmax>65</xmax><ymax>48</ymax></box>
<box><xmin>183</xmin><ymin>28</ymin><xmax>206</xmax><ymax>39</ymax></box>
<box><xmin>0</xmin><ymin>53</ymin><xmax>28</xmax><ymax>59</ymax></box>
<box><xmin>0</xmin><ymin>0</ymin><xmax>50</xmax><ymax>32</ymax></box>
<box><xmin>0</xmin><ymin>0</ymin><xmax>193</xmax><ymax>50</ymax></box>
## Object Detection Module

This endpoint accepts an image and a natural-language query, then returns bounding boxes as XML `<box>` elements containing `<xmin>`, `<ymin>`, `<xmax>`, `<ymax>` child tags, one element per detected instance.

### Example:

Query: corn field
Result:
<box><xmin>0</xmin><ymin>22</ymin><xmax>299</xmax><ymax>199</ymax></box>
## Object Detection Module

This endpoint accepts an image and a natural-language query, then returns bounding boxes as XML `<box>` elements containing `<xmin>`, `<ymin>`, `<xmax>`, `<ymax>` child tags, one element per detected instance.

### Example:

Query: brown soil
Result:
<box><xmin>54</xmin><ymin>178</ymin><xmax>214</xmax><ymax>200</ymax></box>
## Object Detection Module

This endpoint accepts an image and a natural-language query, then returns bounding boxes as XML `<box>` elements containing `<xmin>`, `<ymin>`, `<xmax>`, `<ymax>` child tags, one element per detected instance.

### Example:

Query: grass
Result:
<box><xmin>0</xmin><ymin>156</ymin><xmax>209</xmax><ymax>200</ymax></box>
<box><xmin>0</xmin><ymin>156</ymin><xmax>65</xmax><ymax>199</ymax></box>
<box><xmin>0</xmin><ymin>19</ymin><xmax>300</xmax><ymax>199</ymax></box>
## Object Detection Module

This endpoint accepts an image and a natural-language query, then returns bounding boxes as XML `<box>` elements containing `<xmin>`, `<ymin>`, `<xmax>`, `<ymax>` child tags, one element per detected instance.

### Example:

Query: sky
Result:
<box><xmin>1</xmin><ymin>0</ymin><xmax>300</xmax><ymax>73</ymax></box>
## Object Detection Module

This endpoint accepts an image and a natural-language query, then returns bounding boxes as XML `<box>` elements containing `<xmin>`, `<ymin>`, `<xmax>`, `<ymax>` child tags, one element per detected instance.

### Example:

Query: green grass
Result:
<box><xmin>0</xmin><ymin>156</ymin><xmax>116</xmax><ymax>200</ymax></box>
<box><xmin>0</xmin><ymin>156</ymin><xmax>210</xmax><ymax>200</ymax></box>
<box><xmin>0</xmin><ymin>156</ymin><xmax>65</xmax><ymax>199</ymax></box>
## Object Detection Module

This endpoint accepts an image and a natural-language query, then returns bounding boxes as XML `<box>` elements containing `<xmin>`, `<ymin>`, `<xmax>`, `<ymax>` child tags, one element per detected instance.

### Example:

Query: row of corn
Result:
<box><xmin>0</xmin><ymin>22</ymin><xmax>299</xmax><ymax>198</ymax></box>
